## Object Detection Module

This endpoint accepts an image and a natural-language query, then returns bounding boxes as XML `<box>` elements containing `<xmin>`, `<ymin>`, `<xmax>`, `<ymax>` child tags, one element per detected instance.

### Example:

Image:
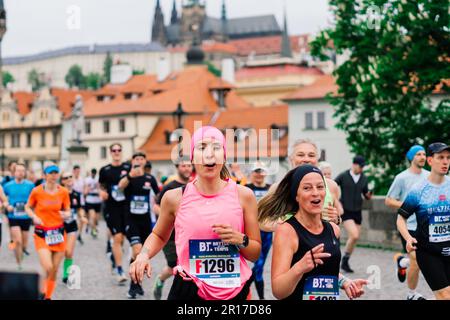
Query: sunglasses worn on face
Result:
<box><xmin>62</xmin><ymin>176</ymin><xmax>73</xmax><ymax>180</ymax></box>
<box><xmin>111</xmin><ymin>149</ymin><xmax>122</xmax><ymax>153</ymax></box>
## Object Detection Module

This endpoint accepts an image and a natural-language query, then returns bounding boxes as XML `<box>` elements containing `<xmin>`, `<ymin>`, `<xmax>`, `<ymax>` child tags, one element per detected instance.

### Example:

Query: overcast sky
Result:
<box><xmin>2</xmin><ymin>0</ymin><xmax>332</xmax><ymax>57</ymax></box>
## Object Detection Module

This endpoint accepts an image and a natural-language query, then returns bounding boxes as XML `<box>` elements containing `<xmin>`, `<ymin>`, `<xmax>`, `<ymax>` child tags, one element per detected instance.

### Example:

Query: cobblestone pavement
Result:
<box><xmin>0</xmin><ymin>221</ymin><xmax>434</xmax><ymax>300</ymax></box>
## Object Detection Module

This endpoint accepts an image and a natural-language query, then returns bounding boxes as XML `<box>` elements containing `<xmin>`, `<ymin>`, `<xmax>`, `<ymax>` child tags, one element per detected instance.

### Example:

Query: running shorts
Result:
<box><xmin>9</xmin><ymin>219</ymin><xmax>32</xmax><ymax>232</ymax></box>
<box><xmin>125</xmin><ymin>215</ymin><xmax>152</xmax><ymax>246</ymax></box>
<box><xmin>64</xmin><ymin>221</ymin><xmax>78</xmax><ymax>234</ymax></box>
<box><xmin>85</xmin><ymin>203</ymin><xmax>102</xmax><ymax>213</ymax></box>
<box><xmin>342</xmin><ymin>210</ymin><xmax>362</xmax><ymax>225</ymax></box>
<box><xmin>167</xmin><ymin>273</ymin><xmax>251</xmax><ymax>301</ymax></box>
<box><xmin>104</xmin><ymin>205</ymin><xmax>127</xmax><ymax>235</ymax></box>
<box><xmin>416</xmin><ymin>249</ymin><xmax>450</xmax><ymax>291</ymax></box>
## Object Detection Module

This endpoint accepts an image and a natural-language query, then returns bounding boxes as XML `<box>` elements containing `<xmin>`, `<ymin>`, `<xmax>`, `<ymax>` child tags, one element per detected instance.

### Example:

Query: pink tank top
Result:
<box><xmin>175</xmin><ymin>179</ymin><xmax>252</xmax><ymax>300</ymax></box>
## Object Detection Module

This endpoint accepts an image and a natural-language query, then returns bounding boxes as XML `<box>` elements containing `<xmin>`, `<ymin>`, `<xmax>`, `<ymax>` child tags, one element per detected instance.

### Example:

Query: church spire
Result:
<box><xmin>151</xmin><ymin>0</ymin><xmax>167</xmax><ymax>45</ymax></box>
<box><xmin>281</xmin><ymin>6</ymin><xmax>293</xmax><ymax>58</ymax></box>
<box><xmin>221</xmin><ymin>0</ymin><xmax>228</xmax><ymax>42</ymax></box>
<box><xmin>171</xmin><ymin>0</ymin><xmax>178</xmax><ymax>24</ymax></box>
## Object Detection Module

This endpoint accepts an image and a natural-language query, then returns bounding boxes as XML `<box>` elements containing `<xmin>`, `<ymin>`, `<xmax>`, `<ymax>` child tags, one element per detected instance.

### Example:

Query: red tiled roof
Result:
<box><xmin>12</xmin><ymin>92</ymin><xmax>36</xmax><ymax>116</ymax></box>
<box><xmin>283</xmin><ymin>75</ymin><xmax>338</xmax><ymax>100</ymax></box>
<box><xmin>230</xmin><ymin>34</ymin><xmax>310</xmax><ymax>57</ymax></box>
<box><xmin>236</xmin><ymin>64</ymin><xmax>323</xmax><ymax>80</ymax></box>
<box><xmin>140</xmin><ymin>105</ymin><xmax>288</xmax><ymax>161</ymax></box>
<box><xmin>51</xmin><ymin>88</ymin><xmax>95</xmax><ymax>118</ymax></box>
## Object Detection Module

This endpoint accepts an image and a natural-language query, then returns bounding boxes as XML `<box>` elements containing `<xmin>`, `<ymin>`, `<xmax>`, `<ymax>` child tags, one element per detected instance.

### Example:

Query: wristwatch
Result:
<box><xmin>237</xmin><ymin>234</ymin><xmax>249</xmax><ymax>249</ymax></box>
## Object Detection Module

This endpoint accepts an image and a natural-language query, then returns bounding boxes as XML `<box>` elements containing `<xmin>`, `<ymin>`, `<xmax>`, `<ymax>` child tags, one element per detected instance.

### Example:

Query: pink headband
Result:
<box><xmin>190</xmin><ymin>126</ymin><xmax>226</xmax><ymax>162</ymax></box>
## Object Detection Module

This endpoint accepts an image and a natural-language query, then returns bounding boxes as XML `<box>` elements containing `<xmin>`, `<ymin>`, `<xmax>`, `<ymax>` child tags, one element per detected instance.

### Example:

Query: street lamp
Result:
<box><xmin>172</xmin><ymin>102</ymin><xmax>187</xmax><ymax>130</ymax></box>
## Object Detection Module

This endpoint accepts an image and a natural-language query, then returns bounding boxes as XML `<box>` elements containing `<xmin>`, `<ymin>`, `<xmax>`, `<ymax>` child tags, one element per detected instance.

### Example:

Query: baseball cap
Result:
<box><xmin>353</xmin><ymin>155</ymin><xmax>365</xmax><ymax>167</ymax></box>
<box><xmin>427</xmin><ymin>142</ymin><xmax>450</xmax><ymax>156</ymax></box>
<box><xmin>251</xmin><ymin>161</ymin><xmax>267</xmax><ymax>173</ymax></box>
<box><xmin>44</xmin><ymin>165</ymin><xmax>60</xmax><ymax>174</ymax></box>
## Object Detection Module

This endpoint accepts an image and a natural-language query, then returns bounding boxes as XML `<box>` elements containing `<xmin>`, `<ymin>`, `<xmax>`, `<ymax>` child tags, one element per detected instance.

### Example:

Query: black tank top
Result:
<box><xmin>285</xmin><ymin>216</ymin><xmax>341</xmax><ymax>300</ymax></box>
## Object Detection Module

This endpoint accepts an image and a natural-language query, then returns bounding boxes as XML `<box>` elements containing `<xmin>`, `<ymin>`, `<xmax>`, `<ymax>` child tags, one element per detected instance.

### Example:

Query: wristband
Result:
<box><xmin>338</xmin><ymin>275</ymin><xmax>349</xmax><ymax>289</ymax></box>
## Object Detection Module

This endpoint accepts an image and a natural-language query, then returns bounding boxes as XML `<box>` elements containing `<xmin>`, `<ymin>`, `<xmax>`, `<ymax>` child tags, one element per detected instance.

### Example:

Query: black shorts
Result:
<box><xmin>168</xmin><ymin>273</ymin><xmax>251</xmax><ymax>301</ymax></box>
<box><xmin>105</xmin><ymin>205</ymin><xmax>127</xmax><ymax>235</ymax></box>
<box><xmin>342</xmin><ymin>210</ymin><xmax>362</xmax><ymax>225</ymax></box>
<box><xmin>9</xmin><ymin>219</ymin><xmax>32</xmax><ymax>231</ymax></box>
<box><xmin>163</xmin><ymin>239</ymin><xmax>177</xmax><ymax>268</ymax></box>
<box><xmin>64</xmin><ymin>220</ymin><xmax>79</xmax><ymax>234</ymax></box>
<box><xmin>85</xmin><ymin>203</ymin><xmax>102</xmax><ymax>213</ymax></box>
<box><xmin>125</xmin><ymin>214</ymin><xmax>152</xmax><ymax>246</ymax></box>
<box><xmin>399</xmin><ymin>230</ymin><xmax>417</xmax><ymax>254</ymax></box>
<box><xmin>416</xmin><ymin>249</ymin><xmax>450</xmax><ymax>291</ymax></box>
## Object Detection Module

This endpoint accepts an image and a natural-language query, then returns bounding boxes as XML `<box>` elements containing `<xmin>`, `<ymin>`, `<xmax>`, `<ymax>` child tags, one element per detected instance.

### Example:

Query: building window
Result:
<box><xmin>124</xmin><ymin>93</ymin><xmax>132</xmax><ymax>100</ymax></box>
<box><xmin>101</xmin><ymin>146</ymin><xmax>107</xmax><ymax>159</ymax></box>
<box><xmin>85</xmin><ymin>121</ymin><xmax>91</xmax><ymax>134</ymax></box>
<box><xmin>52</xmin><ymin>131</ymin><xmax>58</xmax><ymax>146</ymax></box>
<box><xmin>319</xmin><ymin>149</ymin><xmax>326</xmax><ymax>162</ymax></box>
<box><xmin>40</xmin><ymin>131</ymin><xmax>46</xmax><ymax>147</ymax></box>
<box><xmin>317</xmin><ymin>112</ymin><xmax>326</xmax><ymax>129</ymax></box>
<box><xmin>103</xmin><ymin>120</ymin><xmax>110</xmax><ymax>133</ymax></box>
<box><xmin>119</xmin><ymin>119</ymin><xmax>126</xmax><ymax>132</ymax></box>
<box><xmin>26</xmin><ymin>132</ymin><xmax>32</xmax><ymax>148</ymax></box>
<box><xmin>40</xmin><ymin>109</ymin><xmax>48</xmax><ymax>120</ymax></box>
<box><xmin>11</xmin><ymin>133</ymin><xmax>20</xmax><ymax>148</ymax></box>
<box><xmin>305</xmin><ymin>112</ymin><xmax>313</xmax><ymax>130</ymax></box>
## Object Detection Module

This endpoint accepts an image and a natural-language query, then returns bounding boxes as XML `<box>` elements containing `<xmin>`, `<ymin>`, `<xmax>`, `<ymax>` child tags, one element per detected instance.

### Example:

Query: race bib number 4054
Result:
<box><xmin>429</xmin><ymin>213</ymin><xmax>450</xmax><ymax>243</ymax></box>
<box><xmin>302</xmin><ymin>276</ymin><xmax>339</xmax><ymax>300</ymax></box>
<box><xmin>189</xmin><ymin>239</ymin><xmax>241</xmax><ymax>288</ymax></box>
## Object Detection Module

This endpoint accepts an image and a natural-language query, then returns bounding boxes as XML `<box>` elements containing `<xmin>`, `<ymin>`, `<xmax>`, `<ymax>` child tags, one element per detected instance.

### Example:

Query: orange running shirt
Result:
<box><xmin>27</xmin><ymin>185</ymin><xmax>70</xmax><ymax>228</ymax></box>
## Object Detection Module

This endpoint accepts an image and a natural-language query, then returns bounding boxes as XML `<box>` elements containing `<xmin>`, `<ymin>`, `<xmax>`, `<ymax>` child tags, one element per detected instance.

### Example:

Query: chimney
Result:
<box><xmin>110</xmin><ymin>64</ymin><xmax>133</xmax><ymax>84</ymax></box>
<box><xmin>221</xmin><ymin>59</ymin><xmax>235</xmax><ymax>84</ymax></box>
<box><xmin>157</xmin><ymin>57</ymin><xmax>171</xmax><ymax>82</ymax></box>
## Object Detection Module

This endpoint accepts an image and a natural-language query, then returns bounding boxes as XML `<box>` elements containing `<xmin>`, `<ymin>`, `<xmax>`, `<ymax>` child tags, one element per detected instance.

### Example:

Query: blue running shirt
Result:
<box><xmin>3</xmin><ymin>180</ymin><xmax>35</xmax><ymax>220</ymax></box>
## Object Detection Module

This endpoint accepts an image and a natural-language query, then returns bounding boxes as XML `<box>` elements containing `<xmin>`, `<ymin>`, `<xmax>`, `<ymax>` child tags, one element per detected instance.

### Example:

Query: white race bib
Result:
<box><xmin>429</xmin><ymin>213</ymin><xmax>450</xmax><ymax>243</ymax></box>
<box><xmin>189</xmin><ymin>239</ymin><xmax>241</xmax><ymax>288</ymax></box>
<box><xmin>45</xmin><ymin>228</ymin><xmax>64</xmax><ymax>246</ymax></box>
<box><xmin>111</xmin><ymin>185</ymin><xmax>126</xmax><ymax>202</ymax></box>
<box><xmin>130</xmin><ymin>195</ymin><xmax>149</xmax><ymax>215</ymax></box>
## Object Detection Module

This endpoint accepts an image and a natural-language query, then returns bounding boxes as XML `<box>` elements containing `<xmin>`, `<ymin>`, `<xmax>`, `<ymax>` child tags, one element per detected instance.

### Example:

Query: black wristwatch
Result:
<box><xmin>237</xmin><ymin>234</ymin><xmax>249</xmax><ymax>249</ymax></box>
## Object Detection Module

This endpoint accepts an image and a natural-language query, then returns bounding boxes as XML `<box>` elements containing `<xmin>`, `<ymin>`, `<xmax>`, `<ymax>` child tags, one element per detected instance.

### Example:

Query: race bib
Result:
<box><xmin>45</xmin><ymin>228</ymin><xmax>64</xmax><ymax>246</ymax></box>
<box><xmin>189</xmin><ymin>239</ymin><xmax>241</xmax><ymax>288</ymax></box>
<box><xmin>130</xmin><ymin>195</ymin><xmax>149</xmax><ymax>215</ymax></box>
<box><xmin>302</xmin><ymin>276</ymin><xmax>339</xmax><ymax>300</ymax></box>
<box><xmin>111</xmin><ymin>185</ymin><xmax>125</xmax><ymax>202</ymax></box>
<box><xmin>429</xmin><ymin>213</ymin><xmax>450</xmax><ymax>243</ymax></box>
<box><xmin>13</xmin><ymin>202</ymin><xmax>28</xmax><ymax>218</ymax></box>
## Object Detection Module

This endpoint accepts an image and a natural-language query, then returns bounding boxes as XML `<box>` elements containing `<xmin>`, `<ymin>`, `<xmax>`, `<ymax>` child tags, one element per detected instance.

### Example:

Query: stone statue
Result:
<box><xmin>71</xmin><ymin>95</ymin><xmax>84</xmax><ymax>145</ymax></box>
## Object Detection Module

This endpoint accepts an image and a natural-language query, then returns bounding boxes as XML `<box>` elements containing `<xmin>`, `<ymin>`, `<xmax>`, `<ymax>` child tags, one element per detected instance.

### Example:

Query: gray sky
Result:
<box><xmin>2</xmin><ymin>0</ymin><xmax>332</xmax><ymax>57</ymax></box>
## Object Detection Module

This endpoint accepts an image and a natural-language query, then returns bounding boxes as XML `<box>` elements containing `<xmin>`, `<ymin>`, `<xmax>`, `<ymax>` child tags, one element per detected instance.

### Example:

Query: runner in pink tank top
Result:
<box><xmin>129</xmin><ymin>126</ymin><xmax>261</xmax><ymax>300</ymax></box>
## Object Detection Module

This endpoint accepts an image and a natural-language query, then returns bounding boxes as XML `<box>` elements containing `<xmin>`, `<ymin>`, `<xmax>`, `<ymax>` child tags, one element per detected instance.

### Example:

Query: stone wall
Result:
<box><xmin>340</xmin><ymin>196</ymin><xmax>403</xmax><ymax>251</ymax></box>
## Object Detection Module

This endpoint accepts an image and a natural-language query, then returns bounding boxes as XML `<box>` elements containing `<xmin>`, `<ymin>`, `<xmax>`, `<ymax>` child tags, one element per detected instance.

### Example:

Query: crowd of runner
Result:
<box><xmin>0</xmin><ymin>128</ymin><xmax>449</xmax><ymax>300</ymax></box>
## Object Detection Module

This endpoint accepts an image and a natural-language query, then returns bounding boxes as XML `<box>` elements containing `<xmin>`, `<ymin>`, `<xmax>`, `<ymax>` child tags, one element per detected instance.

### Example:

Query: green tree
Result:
<box><xmin>103</xmin><ymin>51</ymin><xmax>113</xmax><ymax>84</ymax></box>
<box><xmin>27</xmin><ymin>69</ymin><xmax>46</xmax><ymax>92</ymax></box>
<box><xmin>310</xmin><ymin>0</ymin><xmax>450</xmax><ymax>194</ymax></box>
<box><xmin>2</xmin><ymin>71</ymin><xmax>15</xmax><ymax>87</ymax></box>
<box><xmin>85</xmin><ymin>72</ymin><xmax>102</xmax><ymax>90</ymax></box>
<box><xmin>65</xmin><ymin>64</ymin><xmax>86</xmax><ymax>89</ymax></box>
<box><xmin>132</xmin><ymin>69</ymin><xmax>145</xmax><ymax>75</ymax></box>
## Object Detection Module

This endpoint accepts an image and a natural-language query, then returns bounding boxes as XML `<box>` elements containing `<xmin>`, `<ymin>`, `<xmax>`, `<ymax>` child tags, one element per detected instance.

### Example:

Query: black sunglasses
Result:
<box><xmin>61</xmin><ymin>175</ymin><xmax>73</xmax><ymax>180</ymax></box>
<box><xmin>111</xmin><ymin>149</ymin><xmax>122</xmax><ymax>153</ymax></box>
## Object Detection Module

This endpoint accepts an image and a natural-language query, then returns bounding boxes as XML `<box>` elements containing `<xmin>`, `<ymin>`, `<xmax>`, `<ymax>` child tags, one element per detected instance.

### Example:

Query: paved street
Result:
<box><xmin>0</xmin><ymin>220</ymin><xmax>434</xmax><ymax>300</ymax></box>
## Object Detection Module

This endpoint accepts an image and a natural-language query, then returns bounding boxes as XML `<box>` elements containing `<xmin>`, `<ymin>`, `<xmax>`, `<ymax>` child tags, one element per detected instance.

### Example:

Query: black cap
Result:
<box><xmin>144</xmin><ymin>161</ymin><xmax>152</xmax><ymax>169</ymax></box>
<box><xmin>427</xmin><ymin>142</ymin><xmax>450</xmax><ymax>156</ymax></box>
<box><xmin>353</xmin><ymin>155</ymin><xmax>365</xmax><ymax>167</ymax></box>
<box><xmin>73</xmin><ymin>165</ymin><xmax>80</xmax><ymax>170</ymax></box>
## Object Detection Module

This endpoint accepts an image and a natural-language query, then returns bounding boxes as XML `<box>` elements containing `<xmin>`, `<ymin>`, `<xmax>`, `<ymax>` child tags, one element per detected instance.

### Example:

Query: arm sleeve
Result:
<box><xmin>27</xmin><ymin>189</ymin><xmax>37</xmax><ymax>208</ymax></box>
<box><xmin>386</xmin><ymin>176</ymin><xmax>402</xmax><ymax>200</ymax></box>
<box><xmin>398</xmin><ymin>190</ymin><xmax>419</xmax><ymax>219</ymax></box>
<box><xmin>150</xmin><ymin>176</ymin><xmax>160</xmax><ymax>196</ymax></box>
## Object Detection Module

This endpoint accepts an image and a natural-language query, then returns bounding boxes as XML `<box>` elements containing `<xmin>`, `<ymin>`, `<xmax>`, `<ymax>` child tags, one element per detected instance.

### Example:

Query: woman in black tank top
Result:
<box><xmin>258</xmin><ymin>165</ymin><xmax>368</xmax><ymax>300</ymax></box>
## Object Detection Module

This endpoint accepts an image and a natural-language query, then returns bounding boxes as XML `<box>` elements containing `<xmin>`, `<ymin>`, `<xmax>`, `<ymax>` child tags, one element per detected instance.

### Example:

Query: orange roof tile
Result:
<box><xmin>141</xmin><ymin>105</ymin><xmax>288</xmax><ymax>161</ymax></box>
<box><xmin>51</xmin><ymin>88</ymin><xmax>95</xmax><ymax>118</ymax></box>
<box><xmin>84</xmin><ymin>67</ymin><xmax>251</xmax><ymax>117</ymax></box>
<box><xmin>12</xmin><ymin>91</ymin><xmax>36</xmax><ymax>116</ymax></box>
<box><xmin>283</xmin><ymin>75</ymin><xmax>338</xmax><ymax>100</ymax></box>
<box><xmin>230</xmin><ymin>34</ymin><xmax>310</xmax><ymax>57</ymax></box>
<box><xmin>236</xmin><ymin>64</ymin><xmax>323</xmax><ymax>80</ymax></box>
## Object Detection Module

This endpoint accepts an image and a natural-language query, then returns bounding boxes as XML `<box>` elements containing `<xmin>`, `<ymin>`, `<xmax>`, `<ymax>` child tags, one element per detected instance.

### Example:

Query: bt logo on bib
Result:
<box><xmin>312</xmin><ymin>277</ymin><xmax>334</xmax><ymax>289</ymax></box>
